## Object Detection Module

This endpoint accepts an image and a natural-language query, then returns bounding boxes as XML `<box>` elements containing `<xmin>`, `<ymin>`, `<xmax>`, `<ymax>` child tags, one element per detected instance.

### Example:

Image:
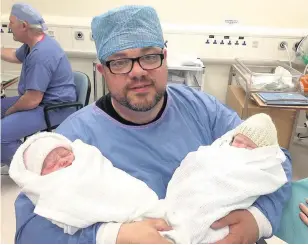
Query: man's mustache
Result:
<box><xmin>127</xmin><ymin>76</ymin><xmax>155</xmax><ymax>88</ymax></box>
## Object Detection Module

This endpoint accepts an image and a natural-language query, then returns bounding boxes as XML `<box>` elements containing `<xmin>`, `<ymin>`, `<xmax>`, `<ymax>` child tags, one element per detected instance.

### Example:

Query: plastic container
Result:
<box><xmin>233</xmin><ymin>58</ymin><xmax>303</xmax><ymax>93</ymax></box>
<box><xmin>167</xmin><ymin>64</ymin><xmax>205</xmax><ymax>90</ymax></box>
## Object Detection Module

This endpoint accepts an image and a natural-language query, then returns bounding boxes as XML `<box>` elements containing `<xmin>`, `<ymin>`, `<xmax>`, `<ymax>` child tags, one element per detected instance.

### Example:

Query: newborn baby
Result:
<box><xmin>23</xmin><ymin>137</ymin><xmax>75</xmax><ymax>176</ymax></box>
<box><xmin>231</xmin><ymin>133</ymin><xmax>257</xmax><ymax>149</ymax></box>
<box><xmin>10</xmin><ymin>132</ymin><xmax>161</xmax><ymax>235</ymax></box>
<box><xmin>41</xmin><ymin>148</ymin><xmax>74</xmax><ymax>175</ymax></box>
<box><xmin>230</xmin><ymin>112</ymin><xmax>276</xmax><ymax>150</ymax></box>
<box><xmin>162</xmin><ymin>113</ymin><xmax>288</xmax><ymax>243</ymax></box>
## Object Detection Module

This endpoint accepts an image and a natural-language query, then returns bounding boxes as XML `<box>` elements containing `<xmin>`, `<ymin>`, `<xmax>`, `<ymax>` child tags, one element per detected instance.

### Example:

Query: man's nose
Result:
<box><xmin>128</xmin><ymin>60</ymin><xmax>147</xmax><ymax>78</ymax></box>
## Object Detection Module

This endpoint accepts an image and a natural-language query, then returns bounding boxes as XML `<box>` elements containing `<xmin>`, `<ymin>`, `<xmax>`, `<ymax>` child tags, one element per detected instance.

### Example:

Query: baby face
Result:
<box><xmin>231</xmin><ymin>134</ymin><xmax>257</xmax><ymax>150</ymax></box>
<box><xmin>41</xmin><ymin>147</ymin><xmax>75</xmax><ymax>175</ymax></box>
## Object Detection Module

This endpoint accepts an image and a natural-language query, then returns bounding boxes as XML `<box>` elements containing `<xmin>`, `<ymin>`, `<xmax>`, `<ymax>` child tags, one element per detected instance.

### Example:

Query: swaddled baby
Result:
<box><xmin>9</xmin><ymin>132</ymin><xmax>161</xmax><ymax>235</ymax></box>
<box><xmin>9</xmin><ymin>113</ymin><xmax>288</xmax><ymax>243</ymax></box>
<box><xmin>161</xmin><ymin>113</ymin><xmax>288</xmax><ymax>243</ymax></box>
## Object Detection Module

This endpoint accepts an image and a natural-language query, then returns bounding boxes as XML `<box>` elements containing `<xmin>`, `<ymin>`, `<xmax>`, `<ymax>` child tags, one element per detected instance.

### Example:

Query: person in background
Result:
<box><xmin>1</xmin><ymin>3</ymin><xmax>76</xmax><ymax>166</ymax></box>
<box><xmin>14</xmin><ymin>5</ymin><xmax>292</xmax><ymax>244</ymax></box>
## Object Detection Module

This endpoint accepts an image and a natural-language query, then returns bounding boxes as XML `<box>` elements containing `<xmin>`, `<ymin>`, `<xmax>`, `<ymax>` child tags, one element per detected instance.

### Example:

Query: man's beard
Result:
<box><xmin>110</xmin><ymin>78</ymin><xmax>165</xmax><ymax>112</ymax></box>
<box><xmin>114</xmin><ymin>91</ymin><xmax>165</xmax><ymax>112</ymax></box>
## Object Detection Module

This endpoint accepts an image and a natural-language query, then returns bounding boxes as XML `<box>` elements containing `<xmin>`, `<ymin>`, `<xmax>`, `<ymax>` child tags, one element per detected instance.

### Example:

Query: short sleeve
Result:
<box><xmin>25</xmin><ymin>63</ymin><xmax>52</xmax><ymax>92</ymax></box>
<box><xmin>15</xmin><ymin>44</ymin><xmax>29</xmax><ymax>62</ymax></box>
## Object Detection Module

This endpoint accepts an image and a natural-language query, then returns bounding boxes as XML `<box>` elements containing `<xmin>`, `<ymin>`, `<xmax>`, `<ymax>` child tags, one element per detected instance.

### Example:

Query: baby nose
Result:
<box><xmin>59</xmin><ymin>155</ymin><xmax>73</xmax><ymax>167</ymax></box>
<box><xmin>233</xmin><ymin>142</ymin><xmax>246</xmax><ymax>148</ymax></box>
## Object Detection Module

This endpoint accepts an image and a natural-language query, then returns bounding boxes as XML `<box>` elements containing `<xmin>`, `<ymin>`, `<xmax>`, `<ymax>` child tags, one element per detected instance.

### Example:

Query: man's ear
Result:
<box><xmin>21</xmin><ymin>21</ymin><xmax>28</xmax><ymax>30</ymax></box>
<box><xmin>97</xmin><ymin>63</ymin><xmax>106</xmax><ymax>77</ymax></box>
<box><xmin>163</xmin><ymin>48</ymin><xmax>167</xmax><ymax>60</ymax></box>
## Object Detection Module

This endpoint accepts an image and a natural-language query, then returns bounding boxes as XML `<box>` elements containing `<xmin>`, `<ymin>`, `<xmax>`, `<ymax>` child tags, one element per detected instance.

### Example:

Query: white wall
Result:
<box><xmin>1</xmin><ymin>0</ymin><xmax>307</xmax><ymax>131</ymax></box>
<box><xmin>1</xmin><ymin>0</ymin><xmax>307</xmax><ymax>28</ymax></box>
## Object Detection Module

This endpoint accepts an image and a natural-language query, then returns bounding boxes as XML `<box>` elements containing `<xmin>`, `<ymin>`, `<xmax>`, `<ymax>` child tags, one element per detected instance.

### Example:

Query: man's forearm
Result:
<box><xmin>1</xmin><ymin>48</ymin><xmax>21</xmax><ymax>63</ymax></box>
<box><xmin>5</xmin><ymin>94</ymin><xmax>41</xmax><ymax>116</ymax></box>
<box><xmin>253</xmin><ymin>148</ymin><xmax>292</xmax><ymax>236</ymax></box>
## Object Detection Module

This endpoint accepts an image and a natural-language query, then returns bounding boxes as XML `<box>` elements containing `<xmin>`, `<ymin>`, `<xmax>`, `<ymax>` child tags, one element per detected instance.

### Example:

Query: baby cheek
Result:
<box><xmin>232</xmin><ymin>142</ymin><xmax>246</xmax><ymax>148</ymax></box>
<box><xmin>69</xmin><ymin>153</ymin><xmax>75</xmax><ymax>162</ymax></box>
<box><xmin>231</xmin><ymin>141</ymin><xmax>240</xmax><ymax>147</ymax></box>
<box><xmin>41</xmin><ymin>163</ymin><xmax>57</xmax><ymax>175</ymax></box>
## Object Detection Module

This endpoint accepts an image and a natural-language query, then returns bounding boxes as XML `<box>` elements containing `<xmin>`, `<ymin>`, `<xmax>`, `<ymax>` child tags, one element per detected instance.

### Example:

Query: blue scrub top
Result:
<box><xmin>15</xmin><ymin>35</ymin><xmax>76</xmax><ymax>104</ymax></box>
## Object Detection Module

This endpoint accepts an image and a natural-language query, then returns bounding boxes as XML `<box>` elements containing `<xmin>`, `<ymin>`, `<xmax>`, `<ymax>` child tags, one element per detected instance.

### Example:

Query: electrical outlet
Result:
<box><xmin>74</xmin><ymin>31</ymin><xmax>84</xmax><ymax>40</ymax></box>
<box><xmin>90</xmin><ymin>32</ymin><xmax>94</xmax><ymax>41</ymax></box>
<box><xmin>278</xmin><ymin>41</ymin><xmax>288</xmax><ymax>50</ymax></box>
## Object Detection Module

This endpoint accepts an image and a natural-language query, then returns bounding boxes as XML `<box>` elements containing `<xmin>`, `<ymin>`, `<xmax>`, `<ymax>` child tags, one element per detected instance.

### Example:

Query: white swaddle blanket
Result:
<box><xmin>9</xmin><ymin>131</ymin><xmax>288</xmax><ymax>243</ymax></box>
<box><xmin>161</xmin><ymin>131</ymin><xmax>287</xmax><ymax>243</ymax></box>
<box><xmin>9</xmin><ymin>134</ymin><xmax>161</xmax><ymax>235</ymax></box>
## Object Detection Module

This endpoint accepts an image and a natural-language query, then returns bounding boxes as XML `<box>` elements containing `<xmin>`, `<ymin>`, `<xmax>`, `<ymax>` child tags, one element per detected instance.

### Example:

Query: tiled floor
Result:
<box><xmin>1</xmin><ymin>141</ymin><xmax>308</xmax><ymax>244</ymax></box>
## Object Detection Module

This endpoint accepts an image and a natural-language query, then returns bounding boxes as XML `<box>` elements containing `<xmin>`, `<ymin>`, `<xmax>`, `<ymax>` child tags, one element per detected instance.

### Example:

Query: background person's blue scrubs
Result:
<box><xmin>1</xmin><ymin>35</ymin><xmax>76</xmax><ymax>165</ymax></box>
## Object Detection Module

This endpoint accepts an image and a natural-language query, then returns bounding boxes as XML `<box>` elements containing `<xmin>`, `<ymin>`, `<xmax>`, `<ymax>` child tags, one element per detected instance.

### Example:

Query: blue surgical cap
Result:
<box><xmin>91</xmin><ymin>5</ymin><xmax>164</xmax><ymax>61</ymax></box>
<box><xmin>11</xmin><ymin>3</ymin><xmax>47</xmax><ymax>31</ymax></box>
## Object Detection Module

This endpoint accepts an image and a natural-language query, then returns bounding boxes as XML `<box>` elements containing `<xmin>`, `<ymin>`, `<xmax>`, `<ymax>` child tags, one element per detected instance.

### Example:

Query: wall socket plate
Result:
<box><xmin>74</xmin><ymin>31</ymin><xmax>84</xmax><ymax>40</ymax></box>
<box><xmin>278</xmin><ymin>41</ymin><xmax>288</xmax><ymax>50</ymax></box>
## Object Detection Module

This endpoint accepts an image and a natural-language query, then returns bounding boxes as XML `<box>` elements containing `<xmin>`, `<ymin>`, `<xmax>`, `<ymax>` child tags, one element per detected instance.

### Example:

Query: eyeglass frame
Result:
<box><xmin>102</xmin><ymin>53</ymin><xmax>165</xmax><ymax>74</ymax></box>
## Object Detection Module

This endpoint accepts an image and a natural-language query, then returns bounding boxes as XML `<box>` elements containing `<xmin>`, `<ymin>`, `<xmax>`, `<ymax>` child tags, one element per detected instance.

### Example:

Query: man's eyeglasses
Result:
<box><xmin>103</xmin><ymin>53</ymin><xmax>165</xmax><ymax>74</ymax></box>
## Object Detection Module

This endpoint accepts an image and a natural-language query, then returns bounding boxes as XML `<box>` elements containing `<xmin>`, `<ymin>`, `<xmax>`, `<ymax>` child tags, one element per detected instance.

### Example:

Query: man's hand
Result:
<box><xmin>211</xmin><ymin>210</ymin><xmax>259</xmax><ymax>244</ymax></box>
<box><xmin>4</xmin><ymin>106</ymin><xmax>15</xmax><ymax>117</ymax></box>
<box><xmin>299</xmin><ymin>199</ymin><xmax>308</xmax><ymax>226</ymax></box>
<box><xmin>3</xmin><ymin>90</ymin><xmax>43</xmax><ymax>117</ymax></box>
<box><xmin>116</xmin><ymin>218</ymin><xmax>173</xmax><ymax>244</ymax></box>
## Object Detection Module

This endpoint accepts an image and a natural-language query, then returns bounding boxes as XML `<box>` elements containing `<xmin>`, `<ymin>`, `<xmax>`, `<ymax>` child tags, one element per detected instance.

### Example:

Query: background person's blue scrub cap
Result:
<box><xmin>11</xmin><ymin>3</ymin><xmax>47</xmax><ymax>31</ymax></box>
<box><xmin>91</xmin><ymin>5</ymin><xmax>165</xmax><ymax>62</ymax></box>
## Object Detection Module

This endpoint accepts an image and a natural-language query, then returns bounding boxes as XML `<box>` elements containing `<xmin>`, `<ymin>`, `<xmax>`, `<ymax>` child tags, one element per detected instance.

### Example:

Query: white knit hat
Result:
<box><xmin>234</xmin><ymin>113</ymin><xmax>278</xmax><ymax>147</ymax></box>
<box><xmin>23</xmin><ymin>133</ymin><xmax>72</xmax><ymax>175</ymax></box>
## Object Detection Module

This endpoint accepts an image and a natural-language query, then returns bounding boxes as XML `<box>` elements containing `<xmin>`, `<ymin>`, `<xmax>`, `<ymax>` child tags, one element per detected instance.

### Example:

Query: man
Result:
<box><xmin>1</xmin><ymin>3</ymin><xmax>76</xmax><ymax>165</ymax></box>
<box><xmin>14</xmin><ymin>5</ymin><xmax>292</xmax><ymax>244</ymax></box>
